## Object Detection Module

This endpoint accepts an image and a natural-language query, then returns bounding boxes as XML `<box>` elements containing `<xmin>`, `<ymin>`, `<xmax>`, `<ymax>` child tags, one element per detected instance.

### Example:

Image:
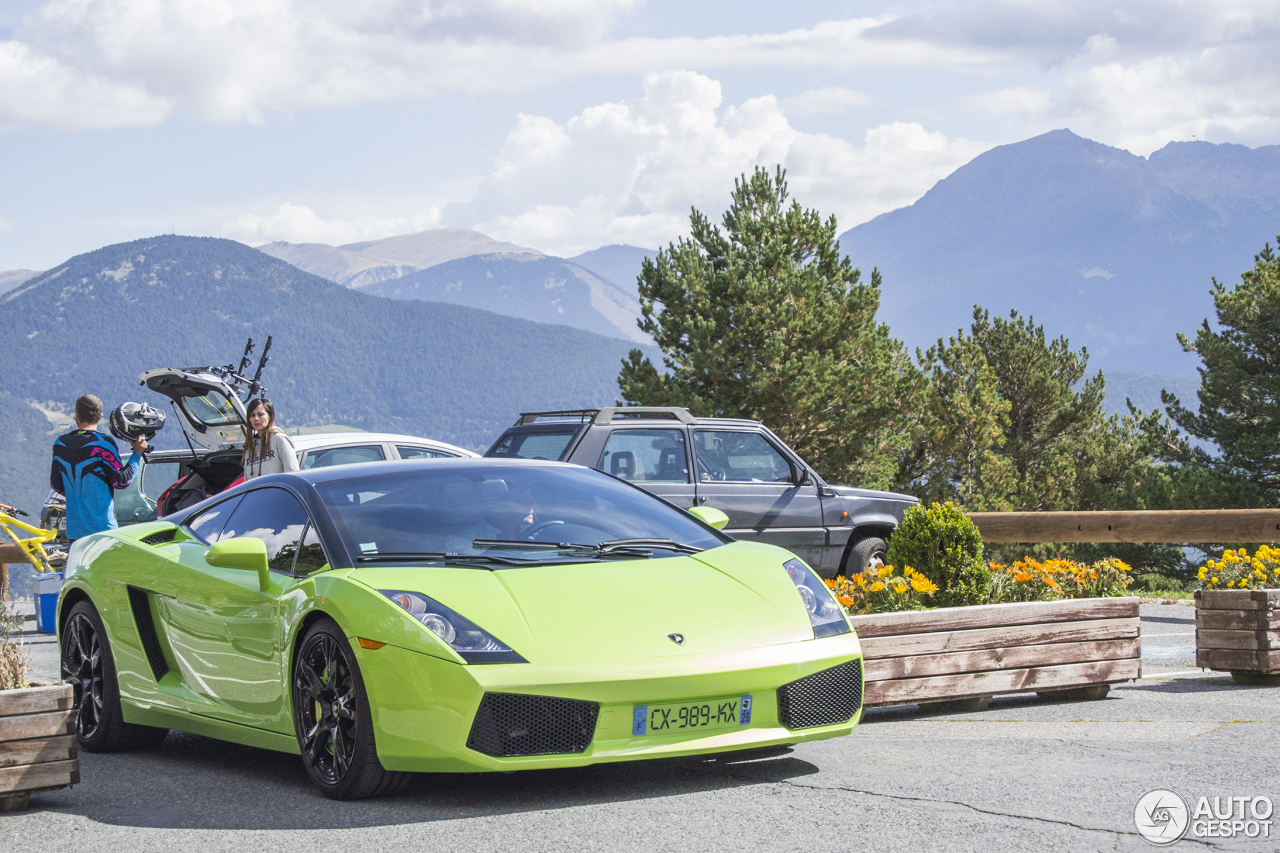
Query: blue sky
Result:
<box><xmin>2</xmin><ymin>0</ymin><xmax>1279</xmax><ymax>270</ymax></box>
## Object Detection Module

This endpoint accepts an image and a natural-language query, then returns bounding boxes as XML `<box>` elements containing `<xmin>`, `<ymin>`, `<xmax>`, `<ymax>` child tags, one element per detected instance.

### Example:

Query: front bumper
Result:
<box><xmin>357</xmin><ymin>632</ymin><xmax>864</xmax><ymax>773</ymax></box>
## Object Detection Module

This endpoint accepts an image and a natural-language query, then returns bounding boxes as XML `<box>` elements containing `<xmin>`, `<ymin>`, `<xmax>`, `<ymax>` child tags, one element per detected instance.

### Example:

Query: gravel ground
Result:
<box><xmin>4</xmin><ymin>600</ymin><xmax>1276</xmax><ymax>853</ymax></box>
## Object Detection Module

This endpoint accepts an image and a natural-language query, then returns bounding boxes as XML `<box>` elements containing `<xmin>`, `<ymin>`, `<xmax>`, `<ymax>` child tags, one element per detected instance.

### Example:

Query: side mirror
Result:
<box><xmin>206</xmin><ymin>536</ymin><xmax>270</xmax><ymax>590</ymax></box>
<box><xmin>794</xmin><ymin>467</ymin><xmax>812</xmax><ymax>487</ymax></box>
<box><xmin>688</xmin><ymin>506</ymin><xmax>729</xmax><ymax>530</ymax></box>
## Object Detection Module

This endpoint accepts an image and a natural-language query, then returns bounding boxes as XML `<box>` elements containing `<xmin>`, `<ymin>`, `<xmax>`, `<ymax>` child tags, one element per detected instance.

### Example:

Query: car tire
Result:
<box><xmin>292</xmin><ymin>618</ymin><xmax>411</xmax><ymax>800</ymax></box>
<box><xmin>841</xmin><ymin>536</ymin><xmax>888</xmax><ymax>578</ymax></box>
<box><xmin>61</xmin><ymin>600</ymin><xmax>170</xmax><ymax>752</ymax></box>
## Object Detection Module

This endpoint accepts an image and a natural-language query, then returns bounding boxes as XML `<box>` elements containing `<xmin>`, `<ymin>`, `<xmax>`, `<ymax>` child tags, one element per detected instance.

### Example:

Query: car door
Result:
<box><xmin>155</xmin><ymin>487</ymin><xmax>307</xmax><ymax>731</ymax></box>
<box><xmin>594</xmin><ymin>427</ymin><xmax>697</xmax><ymax>509</ymax></box>
<box><xmin>692</xmin><ymin>429</ymin><xmax>826</xmax><ymax>565</ymax></box>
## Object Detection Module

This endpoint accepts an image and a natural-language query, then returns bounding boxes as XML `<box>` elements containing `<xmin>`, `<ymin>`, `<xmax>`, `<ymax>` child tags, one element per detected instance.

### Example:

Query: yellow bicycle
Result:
<box><xmin>0</xmin><ymin>503</ymin><xmax>59</xmax><ymax>575</ymax></box>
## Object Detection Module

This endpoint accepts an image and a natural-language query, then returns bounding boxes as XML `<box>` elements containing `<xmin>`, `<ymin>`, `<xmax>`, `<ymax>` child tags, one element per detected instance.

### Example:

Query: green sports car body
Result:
<box><xmin>57</xmin><ymin>459</ymin><xmax>865</xmax><ymax>798</ymax></box>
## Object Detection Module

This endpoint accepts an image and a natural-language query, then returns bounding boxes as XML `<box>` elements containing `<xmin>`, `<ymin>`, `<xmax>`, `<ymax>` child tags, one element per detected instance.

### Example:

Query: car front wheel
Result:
<box><xmin>842</xmin><ymin>536</ymin><xmax>888</xmax><ymax>578</ymax></box>
<box><xmin>60</xmin><ymin>600</ymin><xmax>168</xmax><ymax>752</ymax></box>
<box><xmin>292</xmin><ymin>618</ymin><xmax>410</xmax><ymax>800</ymax></box>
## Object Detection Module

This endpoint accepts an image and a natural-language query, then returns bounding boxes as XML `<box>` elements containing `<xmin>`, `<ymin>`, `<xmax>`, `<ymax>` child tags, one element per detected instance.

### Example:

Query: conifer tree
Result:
<box><xmin>618</xmin><ymin>167</ymin><xmax>917</xmax><ymax>489</ymax></box>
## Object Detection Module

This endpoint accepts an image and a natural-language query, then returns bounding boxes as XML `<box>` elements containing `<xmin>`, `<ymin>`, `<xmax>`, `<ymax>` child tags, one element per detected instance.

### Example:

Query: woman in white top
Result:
<box><xmin>242</xmin><ymin>398</ymin><xmax>300</xmax><ymax>480</ymax></box>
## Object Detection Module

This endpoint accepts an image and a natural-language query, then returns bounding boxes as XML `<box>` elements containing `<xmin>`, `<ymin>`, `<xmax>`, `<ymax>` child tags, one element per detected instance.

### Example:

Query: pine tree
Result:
<box><xmin>618</xmin><ymin>167</ymin><xmax>918</xmax><ymax>489</ymax></box>
<box><xmin>1162</xmin><ymin>240</ymin><xmax>1280</xmax><ymax>499</ymax></box>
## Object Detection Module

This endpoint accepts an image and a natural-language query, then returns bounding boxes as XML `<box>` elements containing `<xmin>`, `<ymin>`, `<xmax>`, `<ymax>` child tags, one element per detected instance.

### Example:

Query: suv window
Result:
<box><xmin>219</xmin><ymin>488</ymin><xmax>309</xmax><ymax>572</ymax></box>
<box><xmin>302</xmin><ymin>445</ymin><xmax>386</xmax><ymax>469</ymax></box>
<box><xmin>186</xmin><ymin>495</ymin><xmax>244</xmax><ymax>544</ymax></box>
<box><xmin>397</xmin><ymin>445</ymin><xmax>455</xmax><ymax>460</ymax></box>
<box><xmin>488</xmin><ymin>430</ymin><xmax>576</xmax><ymax>461</ymax></box>
<box><xmin>694</xmin><ymin>431</ymin><xmax>793</xmax><ymax>483</ymax></box>
<box><xmin>597</xmin><ymin>429</ymin><xmax>689</xmax><ymax>483</ymax></box>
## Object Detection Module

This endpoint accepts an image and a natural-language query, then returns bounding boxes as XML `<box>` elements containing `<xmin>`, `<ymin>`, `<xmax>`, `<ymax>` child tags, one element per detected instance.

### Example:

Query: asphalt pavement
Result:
<box><xmin>3</xmin><ymin>600</ymin><xmax>1277</xmax><ymax>853</ymax></box>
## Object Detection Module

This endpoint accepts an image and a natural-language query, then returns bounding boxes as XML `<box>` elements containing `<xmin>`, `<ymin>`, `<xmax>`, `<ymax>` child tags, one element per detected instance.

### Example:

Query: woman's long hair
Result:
<box><xmin>243</xmin><ymin>398</ymin><xmax>277</xmax><ymax>469</ymax></box>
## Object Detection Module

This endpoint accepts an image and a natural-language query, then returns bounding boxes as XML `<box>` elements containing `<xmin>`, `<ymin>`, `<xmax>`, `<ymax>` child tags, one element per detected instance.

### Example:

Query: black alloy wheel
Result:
<box><xmin>59</xmin><ymin>600</ymin><xmax>169</xmax><ymax>752</ymax></box>
<box><xmin>292</xmin><ymin>619</ymin><xmax>409</xmax><ymax>799</ymax></box>
<box><xmin>62</xmin><ymin>611</ymin><xmax>104</xmax><ymax>740</ymax></box>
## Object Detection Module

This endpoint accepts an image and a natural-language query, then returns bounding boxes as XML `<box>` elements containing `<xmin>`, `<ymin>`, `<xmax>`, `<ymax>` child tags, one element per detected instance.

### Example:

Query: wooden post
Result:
<box><xmin>970</xmin><ymin>509</ymin><xmax>1280</xmax><ymax>543</ymax></box>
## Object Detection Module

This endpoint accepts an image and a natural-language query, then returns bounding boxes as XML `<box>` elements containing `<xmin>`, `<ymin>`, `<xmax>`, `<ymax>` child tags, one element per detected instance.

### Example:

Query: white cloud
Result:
<box><xmin>0</xmin><ymin>38</ymin><xmax>168</xmax><ymax>131</ymax></box>
<box><xmin>457</xmin><ymin>71</ymin><xmax>988</xmax><ymax>255</ymax></box>
<box><xmin>3</xmin><ymin>1</ymin><xmax>997</xmax><ymax>129</ymax></box>
<box><xmin>781</xmin><ymin>86</ymin><xmax>870</xmax><ymax>116</ymax></box>
<box><xmin>222</xmin><ymin>202</ymin><xmax>441</xmax><ymax>245</ymax></box>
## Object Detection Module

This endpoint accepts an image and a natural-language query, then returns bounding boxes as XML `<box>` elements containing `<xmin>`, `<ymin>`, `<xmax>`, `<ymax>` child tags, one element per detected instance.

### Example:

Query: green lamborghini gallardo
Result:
<box><xmin>58</xmin><ymin>459</ymin><xmax>865</xmax><ymax>799</ymax></box>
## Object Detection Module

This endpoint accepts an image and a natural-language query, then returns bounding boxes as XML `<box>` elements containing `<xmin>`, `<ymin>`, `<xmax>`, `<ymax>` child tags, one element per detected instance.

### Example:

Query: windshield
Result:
<box><xmin>486</xmin><ymin>430</ymin><xmax>577</xmax><ymax>461</ymax></box>
<box><xmin>315</xmin><ymin>464</ymin><xmax>727</xmax><ymax>565</ymax></box>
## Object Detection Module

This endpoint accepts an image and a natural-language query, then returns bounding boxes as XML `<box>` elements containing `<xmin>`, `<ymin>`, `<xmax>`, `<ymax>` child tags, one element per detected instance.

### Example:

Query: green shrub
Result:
<box><xmin>886</xmin><ymin>502</ymin><xmax>990</xmax><ymax>607</ymax></box>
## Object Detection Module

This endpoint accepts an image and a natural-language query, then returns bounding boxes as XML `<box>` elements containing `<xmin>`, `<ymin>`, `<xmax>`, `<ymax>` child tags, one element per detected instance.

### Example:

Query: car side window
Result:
<box><xmin>597</xmin><ymin>429</ymin><xmax>690</xmax><ymax>483</ymax></box>
<box><xmin>185</xmin><ymin>496</ymin><xmax>244</xmax><ymax>544</ymax></box>
<box><xmin>302</xmin><ymin>445</ymin><xmax>386</xmax><ymax>469</ymax></box>
<box><xmin>693</xmin><ymin>431</ymin><xmax>793</xmax><ymax>483</ymax></box>
<box><xmin>396</xmin><ymin>445</ymin><xmax>455</xmax><ymax>460</ymax></box>
<box><xmin>293</xmin><ymin>523</ymin><xmax>329</xmax><ymax>575</ymax></box>
<box><xmin>218</xmin><ymin>488</ymin><xmax>309</xmax><ymax>572</ymax></box>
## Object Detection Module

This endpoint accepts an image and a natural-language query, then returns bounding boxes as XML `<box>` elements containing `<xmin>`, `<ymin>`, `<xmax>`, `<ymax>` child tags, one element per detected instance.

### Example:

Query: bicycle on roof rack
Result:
<box><xmin>0</xmin><ymin>503</ymin><xmax>61</xmax><ymax>574</ymax></box>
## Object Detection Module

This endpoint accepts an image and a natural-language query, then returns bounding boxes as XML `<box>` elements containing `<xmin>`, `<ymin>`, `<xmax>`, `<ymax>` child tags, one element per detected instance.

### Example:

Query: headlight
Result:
<box><xmin>784</xmin><ymin>559</ymin><xmax>850</xmax><ymax>638</ymax></box>
<box><xmin>381</xmin><ymin>591</ymin><xmax>526</xmax><ymax>663</ymax></box>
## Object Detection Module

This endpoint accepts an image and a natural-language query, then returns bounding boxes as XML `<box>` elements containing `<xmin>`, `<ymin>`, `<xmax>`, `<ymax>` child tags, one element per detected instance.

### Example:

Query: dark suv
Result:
<box><xmin>485</xmin><ymin>407</ymin><xmax>917</xmax><ymax>577</ymax></box>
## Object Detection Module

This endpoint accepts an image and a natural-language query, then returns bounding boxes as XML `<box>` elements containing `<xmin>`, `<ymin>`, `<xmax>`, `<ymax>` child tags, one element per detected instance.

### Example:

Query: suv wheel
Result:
<box><xmin>842</xmin><ymin>536</ymin><xmax>888</xmax><ymax>578</ymax></box>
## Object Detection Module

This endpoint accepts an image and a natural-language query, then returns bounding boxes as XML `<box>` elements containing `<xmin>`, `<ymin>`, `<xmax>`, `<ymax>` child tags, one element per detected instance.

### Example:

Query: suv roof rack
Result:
<box><xmin>514</xmin><ymin>407</ymin><xmax>696</xmax><ymax>426</ymax></box>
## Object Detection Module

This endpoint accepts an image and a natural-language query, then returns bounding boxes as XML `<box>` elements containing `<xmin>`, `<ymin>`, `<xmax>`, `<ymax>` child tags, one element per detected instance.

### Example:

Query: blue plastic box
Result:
<box><xmin>33</xmin><ymin>571</ymin><xmax>63</xmax><ymax>634</ymax></box>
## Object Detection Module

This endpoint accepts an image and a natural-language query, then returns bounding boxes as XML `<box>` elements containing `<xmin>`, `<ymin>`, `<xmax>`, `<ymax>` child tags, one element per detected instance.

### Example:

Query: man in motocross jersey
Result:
<box><xmin>50</xmin><ymin>395</ymin><xmax>148</xmax><ymax>541</ymax></box>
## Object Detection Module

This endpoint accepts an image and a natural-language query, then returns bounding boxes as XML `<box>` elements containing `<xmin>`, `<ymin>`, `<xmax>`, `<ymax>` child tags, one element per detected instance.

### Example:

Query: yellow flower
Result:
<box><xmin>911</xmin><ymin>576</ymin><xmax>939</xmax><ymax>594</ymax></box>
<box><xmin>1014</xmin><ymin>572</ymin><xmax>1033</xmax><ymax>582</ymax></box>
<box><xmin>869</xmin><ymin>581</ymin><xmax>885</xmax><ymax>592</ymax></box>
<box><xmin>877</xmin><ymin>565</ymin><xmax>892</xmax><ymax>579</ymax></box>
<box><xmin>1198</xmin><ymin>567</ymin><xmax>1207</xmax><ymax>580</ymax></box>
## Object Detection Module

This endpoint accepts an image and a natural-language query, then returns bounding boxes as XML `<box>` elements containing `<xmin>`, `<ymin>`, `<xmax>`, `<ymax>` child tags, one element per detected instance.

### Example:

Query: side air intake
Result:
<box><xmin>127</xmin><ymin>586</ymin><xmax>169</xmax><ymax>681</ymax></box>
<box><xmin>140</xmin><ymin>528</ymin><xmax>178</xmax><ymax>546</ymax></box>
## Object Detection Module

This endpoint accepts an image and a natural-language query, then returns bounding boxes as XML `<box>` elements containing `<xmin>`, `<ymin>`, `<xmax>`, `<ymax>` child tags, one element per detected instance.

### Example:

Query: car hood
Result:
<box><xmin>351</xmin><ymin>541</ymin><xmax>815</xmax><ymax>666</ymax></box>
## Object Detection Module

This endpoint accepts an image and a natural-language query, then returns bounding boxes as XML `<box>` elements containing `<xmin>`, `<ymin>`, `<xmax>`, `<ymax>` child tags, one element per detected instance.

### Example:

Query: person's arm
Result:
<box><xmin>274</xmin><ymin>432</ymin><xmax>300</xmax><ymax>473</ymax></box>
<box><xmin>50</xmin><ymin>442</ymin><xmax>65</xmax><ymax>496</ymax></box>
<box><xmin>102</xmin><ymin>436</ymin><xmax>143</xmax><ymax>490</ymax></box>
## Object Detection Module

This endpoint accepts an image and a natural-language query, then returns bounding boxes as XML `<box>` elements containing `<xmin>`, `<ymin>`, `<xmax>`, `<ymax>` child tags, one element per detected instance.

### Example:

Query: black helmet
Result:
<box><xmin>109</xmin><ymin>402</ymin><xmax>166</xmax><ymax>442</ymax></box>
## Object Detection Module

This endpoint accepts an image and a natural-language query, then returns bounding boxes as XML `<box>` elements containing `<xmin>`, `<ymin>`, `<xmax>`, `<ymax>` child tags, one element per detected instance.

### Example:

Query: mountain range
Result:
<box><xmin>0</xmin><ymin>235</ymin><xmax>655</xmax><ymax>518</ymax></box>
<box><xmin>258</xmin><ymin>230</ymin><xmax>655</xmax><ymax>343</ymax></box>
<box><xmin>839</xmin><ymin>129</ymin><xmax>1280</xmax><ymax>376</ymax></box>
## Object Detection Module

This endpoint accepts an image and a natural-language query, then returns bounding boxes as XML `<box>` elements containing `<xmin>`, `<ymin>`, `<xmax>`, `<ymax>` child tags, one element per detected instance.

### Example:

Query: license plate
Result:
<box><xmin>632</xmin><ymin>695</ymin><xmax>753</xmax><ymax>736</ymax></box>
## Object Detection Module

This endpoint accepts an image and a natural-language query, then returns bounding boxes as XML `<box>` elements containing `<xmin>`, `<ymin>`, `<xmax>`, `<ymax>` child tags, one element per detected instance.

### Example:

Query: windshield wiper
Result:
<box><xmin>473</xmin><ymin>538</ymin><xmax>703</xmax><ymax>557</ymax></box>
<box><xmin>597</xmin><ymin>538</ymin><xmax>704</xmax><ymax>554</ymax></box>
<box><xmin>355</xmin><ymin>551</ymin><xmax>530</xmax><ymax>567</ymax></box>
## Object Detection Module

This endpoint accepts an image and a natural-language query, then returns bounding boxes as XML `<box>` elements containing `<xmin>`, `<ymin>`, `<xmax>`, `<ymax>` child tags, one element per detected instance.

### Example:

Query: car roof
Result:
<box><xmin>249</xmin><ymin>456</ymin><xmax>574</xmax><ymax>486</ymax></box>
<box><xmin>288</xmin><ymin>432</ymin><xmax>477</xmax><ymax>456</ymax></box>
<box><xmin>504</xmin><ymin>415</ymin><xmax>760</xmax><ymax>429</ymax></box>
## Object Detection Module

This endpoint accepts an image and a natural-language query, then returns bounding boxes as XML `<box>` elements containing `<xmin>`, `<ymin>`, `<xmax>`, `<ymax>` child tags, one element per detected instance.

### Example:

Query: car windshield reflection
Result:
<box><xmin>315</xmin><ymin>465</ymin><xmax>726</xmax><ymax>565</ymax></box>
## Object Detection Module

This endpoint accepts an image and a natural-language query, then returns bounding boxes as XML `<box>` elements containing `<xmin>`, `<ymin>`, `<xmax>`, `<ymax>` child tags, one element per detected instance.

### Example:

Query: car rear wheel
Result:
<box><xmin>61</xmin><ymin>600</ymin><xmax>169</xmax><ymax>752</ymax></box>
<box><xmin>292</xmin><ymin>618</ymin><xmax>410</xmax><ymax>800</ymax></box>
<box><xmin>841</xmin><ymin>536</ymin><xmax>888</xmax><ymax>578</ymax></box>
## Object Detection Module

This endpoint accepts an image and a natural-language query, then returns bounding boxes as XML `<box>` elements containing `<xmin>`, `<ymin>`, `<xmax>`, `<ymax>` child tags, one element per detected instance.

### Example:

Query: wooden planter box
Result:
<box><xmin>0</xmin><ymin>682</ymin><xmax>79</xmax><ymax>812</ymax></box>
<box><xmin>848</xmin><ymin>597</ymin><xmax>1142</xmax><ymax>709</ymax></box>
<box><xmin>1195</xmin><ymin>589</ymin><xmax>1280</xmax><ymax>682</ymax></box>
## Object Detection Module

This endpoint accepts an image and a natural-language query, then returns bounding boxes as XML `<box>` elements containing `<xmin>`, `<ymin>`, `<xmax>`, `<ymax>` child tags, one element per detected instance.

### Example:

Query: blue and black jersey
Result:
<box><xmin>50</xmin><ymin>429</ymin><xmax>141</xmax><ymax>540</ymax></box>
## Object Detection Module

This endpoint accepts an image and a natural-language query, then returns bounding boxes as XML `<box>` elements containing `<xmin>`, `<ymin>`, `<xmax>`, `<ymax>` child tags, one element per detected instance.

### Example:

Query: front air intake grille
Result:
<box><xmin>466</xmin><ymin>693</ymin><xmax>600</xmax><ymax>757</ymax></box>
<box><xmin>777</xmin><ymin>659</ymin><xmax>863</xmax><ymax>730</ymax></box>
<box><xmin>140</xmin><ymin>528</ymin><xmax>177</xmax><ymax>546</ymax></box>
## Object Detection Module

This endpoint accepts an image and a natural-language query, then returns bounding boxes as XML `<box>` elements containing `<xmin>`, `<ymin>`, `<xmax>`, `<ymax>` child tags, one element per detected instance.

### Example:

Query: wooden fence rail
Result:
<box><xmin>969</xmin><ymin>509</ymin><xmax>1280</xmax><ymax>544</ymax></box>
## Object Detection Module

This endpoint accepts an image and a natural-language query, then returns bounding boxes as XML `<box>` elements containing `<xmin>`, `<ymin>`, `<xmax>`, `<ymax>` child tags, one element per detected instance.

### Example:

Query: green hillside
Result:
<box><xmin>0</xmin><ymin>235</ymin><xmax>652</xmax><ymax>518</ymax></box>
